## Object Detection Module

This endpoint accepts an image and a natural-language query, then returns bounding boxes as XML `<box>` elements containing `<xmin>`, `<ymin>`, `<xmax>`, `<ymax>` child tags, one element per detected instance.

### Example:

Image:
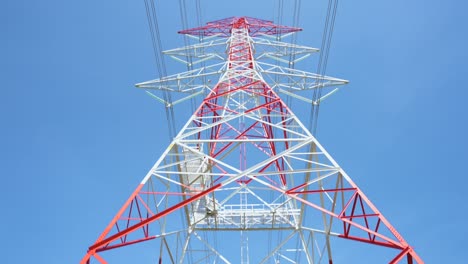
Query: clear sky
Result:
<box><xmin>2</xmin><ymin>0</ymin><xmax>467</xmax><ymax>263</ymax></box>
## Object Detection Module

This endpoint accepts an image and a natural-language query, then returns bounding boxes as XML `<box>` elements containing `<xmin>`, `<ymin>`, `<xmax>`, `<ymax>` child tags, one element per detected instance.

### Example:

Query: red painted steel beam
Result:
<box><xmin>95</xmin><ymin>236</ymin><xmax>158</xmax><ymax>253</ymax></box>
<box><xmin>88</xmin><ymin>184</ymin><xmax>221</xmax><ymax>252</ymax></box>
<box><xmin>338</xmin><ymin>235</ymin><xmax>403</xmax><ymax>249</ymax></box>
<box><xmin>178</xmin><ymin>16</ymin><xmax>301</xmax><ymax>37</ymax></box>
<box><xmin>82</xmin><ymin>184</ymin><xmax>222</xmax><ymax>263</ymax></box>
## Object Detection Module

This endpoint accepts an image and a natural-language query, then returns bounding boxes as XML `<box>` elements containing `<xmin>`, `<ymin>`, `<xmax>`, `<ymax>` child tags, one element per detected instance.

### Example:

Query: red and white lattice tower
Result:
<box><xmin>82</xmin><ymin>17</ymin><xmax>423</xmax><ymax>264</ymax></box>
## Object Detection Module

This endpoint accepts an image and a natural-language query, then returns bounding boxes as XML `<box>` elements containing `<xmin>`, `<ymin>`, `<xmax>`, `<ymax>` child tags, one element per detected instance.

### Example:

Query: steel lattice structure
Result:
<box><xmin>82</xmin><ymin>17</ymin><xmax>423</xmax><ymax>264</ymax></box>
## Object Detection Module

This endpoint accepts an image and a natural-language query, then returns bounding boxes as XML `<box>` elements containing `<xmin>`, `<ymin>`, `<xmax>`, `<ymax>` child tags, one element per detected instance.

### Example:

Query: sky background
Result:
<box><xmin>2</xmin><ymin>0</ymin><xmax>468</xmax><ymax>263</ymax></box>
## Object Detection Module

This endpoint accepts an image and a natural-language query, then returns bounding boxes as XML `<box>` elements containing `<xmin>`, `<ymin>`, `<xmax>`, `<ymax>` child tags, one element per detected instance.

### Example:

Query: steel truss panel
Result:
<box><xmin>162</xmin><ymin>37</ymin><xmax>319</xmax><ymax>66</ymax></box>
<box><xmin>82</xmin><ymin>17</ymin><xmax>423</xmax><ymax>264</ymax></box>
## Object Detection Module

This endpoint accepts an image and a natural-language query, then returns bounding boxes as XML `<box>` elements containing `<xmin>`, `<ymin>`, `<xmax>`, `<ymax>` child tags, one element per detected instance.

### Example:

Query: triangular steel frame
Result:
<box><xmin>82</xmin><ymin>17</ymin><xmax>423</xmax><ymax>264</ymax></box>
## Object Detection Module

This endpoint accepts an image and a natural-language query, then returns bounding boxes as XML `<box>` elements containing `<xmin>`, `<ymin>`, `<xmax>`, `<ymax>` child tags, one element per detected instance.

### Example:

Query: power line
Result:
<box><xmin>310</xmin><ymin>0</ymin><xmax>340</xmax><ymax>136</ymax></box>
<box><xmin>143</xmin><ymin>0</ymin><xmax>177</xmax><ymax>142</ymax></box>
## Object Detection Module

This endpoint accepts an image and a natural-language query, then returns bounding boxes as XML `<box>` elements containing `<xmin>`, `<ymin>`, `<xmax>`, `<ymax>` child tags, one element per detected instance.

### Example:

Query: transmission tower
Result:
<box><xmin>81</xmin><ymin>17</ymin><xmax>423</xmax><ymax>264</ymax></box>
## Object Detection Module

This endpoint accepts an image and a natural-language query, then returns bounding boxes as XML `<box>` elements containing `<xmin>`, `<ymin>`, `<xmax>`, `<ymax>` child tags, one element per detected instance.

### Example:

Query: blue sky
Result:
<box><xmin>2</xmin><ymin>0</ymin><xmax>467</xmax><ymax>263</ymax></box>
